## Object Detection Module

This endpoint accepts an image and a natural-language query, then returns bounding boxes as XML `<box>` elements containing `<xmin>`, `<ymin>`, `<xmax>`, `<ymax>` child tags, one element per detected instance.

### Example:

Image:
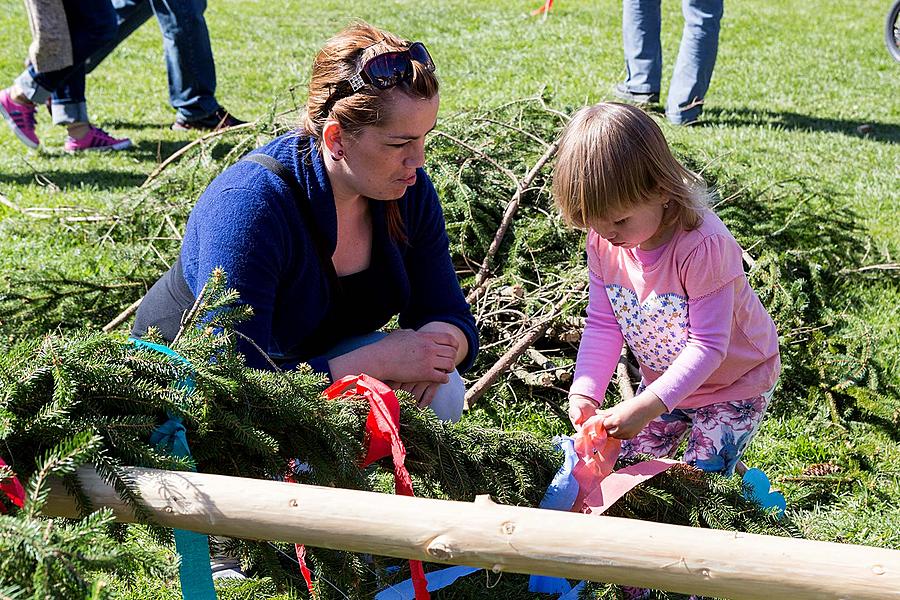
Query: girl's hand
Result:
<box><xmin>600</xmin><ymin>393</ymin><xmax>667</xmax><ymax>440</ymax></box>
<box><xmin>568</xmin><ymin>394</ymin><xmax>602</xmax><ymax>429</ymax></box>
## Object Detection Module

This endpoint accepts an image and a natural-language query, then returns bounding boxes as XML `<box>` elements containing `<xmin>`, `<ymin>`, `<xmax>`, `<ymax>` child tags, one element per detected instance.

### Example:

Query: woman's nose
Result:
<box><xmin>404</xmin><ymin>140</ymin><xmax>426</xmax><ymax>168</ymax></box>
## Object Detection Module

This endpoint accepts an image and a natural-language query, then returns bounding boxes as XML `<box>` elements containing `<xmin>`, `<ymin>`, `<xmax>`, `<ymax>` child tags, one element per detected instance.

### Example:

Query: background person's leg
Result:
<box><xmin>84</xmin><ymin>0</ymin><xmax>154</xmax><ymax>75</ymax></box>
<box><xmin>665</xmin><ymin>0</ymin><xmax>724</xmax><ymax>124</ymax></box>
<box><xmin>619</xmin><ymin>0</ymin><xmax>663</xmax><ymax>99</ymax></box>
<box><xmin>149</xmin><ymin>0</ymin><xmax>221</xmax><ymax>123</ymax></box>
<box><xmin>48</xmin><ymin>0</ymin><xmax>118</xmax><ymax>125</ymax></box>
<box><xmin>15</xmin><ymin>0</ymin><xmax>118</xmax><ymax>116</ymax></box>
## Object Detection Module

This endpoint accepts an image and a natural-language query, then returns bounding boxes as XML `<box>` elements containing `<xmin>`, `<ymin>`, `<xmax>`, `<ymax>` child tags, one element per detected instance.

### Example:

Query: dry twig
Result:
<box><xmin>465</xmin><ymin>282</ymin><xmax>583</xmax><ymax>406</ymax></box>
<box><xmin>465</xmin><ymin>137</ymin><xmax>560</xmax><ymax>303</ymax></box>
<box><xmin>102</xmin><ymin>297</ymin><xmax>143</xmax><ymax>333</ymax></box>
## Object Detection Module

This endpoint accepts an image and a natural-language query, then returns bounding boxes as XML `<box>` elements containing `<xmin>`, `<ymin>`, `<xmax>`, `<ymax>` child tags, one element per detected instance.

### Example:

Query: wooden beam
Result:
<box><xmin>44</xmin><ymin>466</ymin><xmax>900</xmax><ymax>600</ymax></box>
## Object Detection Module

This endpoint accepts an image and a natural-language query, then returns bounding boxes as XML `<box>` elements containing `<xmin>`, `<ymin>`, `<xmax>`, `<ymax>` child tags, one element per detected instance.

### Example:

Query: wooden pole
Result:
<box><xmin>44</xmin><ymin>466</ymin><xmax>900</xmax><ymax>600</ymax></box>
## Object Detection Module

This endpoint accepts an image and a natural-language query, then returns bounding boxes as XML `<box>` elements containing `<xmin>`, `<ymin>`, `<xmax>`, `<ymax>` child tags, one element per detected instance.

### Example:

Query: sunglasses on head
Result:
<box><xmin>322</xmin><ymin>42</ymin><xmax>435</xmax><ymax>116</ymax></box>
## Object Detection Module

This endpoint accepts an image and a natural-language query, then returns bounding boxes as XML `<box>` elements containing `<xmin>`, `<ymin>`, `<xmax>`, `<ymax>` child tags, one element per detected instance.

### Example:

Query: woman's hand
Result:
<box><xmin>389</xmin><ymin>380</ymin><xmax>442</xmax><ymax>408</ymax></box>
<box><xmin>329</xmin><ymin>328</ymin><xmax>458</xmax><ymax>383</ymax></box>
<box><xmin>598</xmin><ymin>392</ymin><xmax>667</xmax><ymax>440</ymax></box>
<box><xmin>568</xmin><ymin>394</ymin><xmax>602</xmax><ymax>430</ymax></box>
<box><xmin>376</xmin><ymin>328</ymin><xmax>458</xmax><ymax>382</ymax></box>
<box><xmin>417</xmin><ymin>321</ymin><xmax>468</xmax><ymax>364</ymax></box>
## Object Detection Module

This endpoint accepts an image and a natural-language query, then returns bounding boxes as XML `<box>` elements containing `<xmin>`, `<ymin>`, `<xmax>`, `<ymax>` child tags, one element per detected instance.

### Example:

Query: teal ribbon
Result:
<box><xmin>132</xmin><ymin>338</ymin><xmax>216</xmax><ymax>600</ymax></box>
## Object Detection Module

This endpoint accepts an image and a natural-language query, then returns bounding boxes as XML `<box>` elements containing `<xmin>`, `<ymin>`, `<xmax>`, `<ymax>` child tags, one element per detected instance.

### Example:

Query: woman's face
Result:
<box><xmin>338</xmin><ymin>90</ymin><xmax>439</xmax><ymax>201</ymax></box>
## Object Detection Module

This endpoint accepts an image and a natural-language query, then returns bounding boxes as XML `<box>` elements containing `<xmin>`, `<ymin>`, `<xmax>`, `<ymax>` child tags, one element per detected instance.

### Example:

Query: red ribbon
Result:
<box><xmin>323</xmin><ymin>374</ymin><xmax>430</xmax><ymax>600</ymax></box>
<box><xmin>0</xmin><ymin>456</ymin><xmax>26</xmax><ymax>513</ymax></box>
<box><xmin>531</xmin><ymin>0</ymin><xmax>554</xmax><ymax>16</ymax></box>
<box><xmin>284</xmin><ymin>461</ymin><xmax>318</xmax><ymax>598</ymax></box>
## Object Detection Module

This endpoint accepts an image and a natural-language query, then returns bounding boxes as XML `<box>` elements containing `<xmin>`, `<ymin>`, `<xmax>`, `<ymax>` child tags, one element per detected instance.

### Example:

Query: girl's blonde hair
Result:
<box><xmin>301</xmin><ymin>21</ymin><xmax>439</xmax><ymax>242</ymax></box>
<box><xmin>553</xmin><ymin>102</ymin><xmax>708</xmax><ymax>231</ymax></box>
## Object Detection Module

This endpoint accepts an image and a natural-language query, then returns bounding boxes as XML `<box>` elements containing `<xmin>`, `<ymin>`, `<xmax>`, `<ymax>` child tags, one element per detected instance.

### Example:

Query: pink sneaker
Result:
<box><xmin>64</xmin><ymin>126</ymin><xmax>132</xmax><ymax>152</ymax></box>
<box><xmin>0</xmin><ymin>88</ymin><xmax>39</xmax><ymax>149</ymax></box>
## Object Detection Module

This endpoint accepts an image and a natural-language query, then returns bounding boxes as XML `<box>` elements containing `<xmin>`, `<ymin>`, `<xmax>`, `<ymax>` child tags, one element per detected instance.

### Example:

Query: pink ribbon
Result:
<box><xmin>571</xmin><ymin>416</ymin><xmax>677</xmax><ymax>514</ymax></box>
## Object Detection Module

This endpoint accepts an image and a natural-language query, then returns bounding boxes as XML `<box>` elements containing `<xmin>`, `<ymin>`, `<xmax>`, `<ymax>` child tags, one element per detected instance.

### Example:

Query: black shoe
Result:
<box><xmin>172</xmin><ymin>108</ymin><xmax>246</xmax><ymax>132</ymax></box>
<box><xmin>612</xmin><ymin>83</ymin><xmax>660</xmax><ymax>106</ymax></box>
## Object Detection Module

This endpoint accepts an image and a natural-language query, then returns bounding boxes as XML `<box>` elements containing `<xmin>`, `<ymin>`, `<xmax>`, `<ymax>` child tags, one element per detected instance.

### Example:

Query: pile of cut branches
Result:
<box><xmin>1</xmin><ymin>95</ymin><xmax>897</xmax><ymax>598</ymax></box>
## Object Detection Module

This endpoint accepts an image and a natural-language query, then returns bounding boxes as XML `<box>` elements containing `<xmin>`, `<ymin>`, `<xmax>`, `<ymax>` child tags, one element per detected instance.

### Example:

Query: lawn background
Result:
<box><xmin>1</xmin><ymin>0</ymin><xmax>898</xmax><ymax>595</ymax></box>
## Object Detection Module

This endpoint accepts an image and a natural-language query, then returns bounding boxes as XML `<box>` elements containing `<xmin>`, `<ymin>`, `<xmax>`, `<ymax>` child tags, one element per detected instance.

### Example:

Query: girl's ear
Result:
<box><xmin>652</xmin><ymin>187</ymin><xmax>670</xmax><ymax>207</ymax></box>
<box><xmin>322</xmin><ymin>120</ymin><xmax>344</xmax><ymax>158</ymax></box>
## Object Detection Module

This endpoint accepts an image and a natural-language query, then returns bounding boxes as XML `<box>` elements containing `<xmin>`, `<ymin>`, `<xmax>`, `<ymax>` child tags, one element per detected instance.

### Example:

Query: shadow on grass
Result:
<box><xmin>0</xmin><ymin>168</ymin><xmax>146</xmax><ymax>190</ymax></box>
<box><xmin>0</xmin><ymin>140</ymin><xmax>195</xmax><ymax>191</ymax></box>
<box><xmin>102</xmin><ymin>119</ymin><xmax>175</xmax><ymax>131</ymax></box>
<box><xmin>705</xmin><ymin>107</ymin><xmax>900</xmax><ymax>143</ymax></box>
<box><xmin>126</xmin><ymin>139</ymin><xmax>190</xmax><ymax>164</ymax></box>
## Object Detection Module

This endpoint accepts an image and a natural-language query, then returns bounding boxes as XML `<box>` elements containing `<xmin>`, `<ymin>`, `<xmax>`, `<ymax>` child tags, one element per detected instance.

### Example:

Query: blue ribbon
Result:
<box><xmin>376</xmin><ymin>437</ymin><xmax>585</xmax><ymax>599</ymax></box>
<box><xmin>374</xmin><ymin>565</ymin><xmax>481</xmax><ymax>599</ymax></box>
<box><xmin>529</xmin><ymin>436</ymin><xmax>583</xmax><ymax>594</ymax></box>
<box><xmin>557</xmin><ymin>581</ymin><xmax>586</xmax><ymax>599</ymax></box>
<box><xmin>538</xmin><ymin>436</ymin><xmax>580</xmax><ymax>511</ymax></box>
<box><xmin>132</xmin><ymin>338</ymin><xmax>216</xmax><ymax>600</ymax></box>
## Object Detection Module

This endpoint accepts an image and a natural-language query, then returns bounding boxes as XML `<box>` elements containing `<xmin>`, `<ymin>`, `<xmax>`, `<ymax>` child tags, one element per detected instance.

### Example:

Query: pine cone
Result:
<box><xmin>802</xmin><ymin>462</ymin><xmax>842</xmax><ymax>477</ymax></box>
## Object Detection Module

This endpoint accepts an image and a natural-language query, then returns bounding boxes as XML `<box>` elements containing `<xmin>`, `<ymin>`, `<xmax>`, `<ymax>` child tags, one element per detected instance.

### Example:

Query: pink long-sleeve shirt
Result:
<box><xmin>570</xmin><ymin>210</ymin><xmax>780</xmax><ymax>411</ymax></box>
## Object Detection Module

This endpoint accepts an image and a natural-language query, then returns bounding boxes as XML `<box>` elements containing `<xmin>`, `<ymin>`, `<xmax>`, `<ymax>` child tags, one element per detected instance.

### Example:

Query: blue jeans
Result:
<box><xmin>621</xmin><ymin>0</ymin><xmax>724</xmax><ymax>124</ymax></box>
<box><xmin>15</xmin><ymin>0</ymin><xmax>118</xmax><ymax>124</ymax></box>
<box><xmin>84</xmin><ymin>0</ymin><xmax>221</xmax><ymax>122</ymax></box>
<box><xmin>323</xmin><ymin>331</ymin><xmax>466</xmax><ymax>423</ymax></box>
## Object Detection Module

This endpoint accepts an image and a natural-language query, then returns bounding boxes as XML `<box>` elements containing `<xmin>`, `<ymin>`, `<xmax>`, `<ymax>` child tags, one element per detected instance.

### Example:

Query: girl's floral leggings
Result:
<box><xmin>620</xmin><ymin>385</ymin><xmax>776</xmax><ymax>476</ymax></box>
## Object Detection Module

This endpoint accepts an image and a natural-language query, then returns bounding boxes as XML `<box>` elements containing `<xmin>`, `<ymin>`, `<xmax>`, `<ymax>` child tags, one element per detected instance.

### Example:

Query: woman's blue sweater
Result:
<box><xmin>178</xmin><ymin>132</ymin><xmax>478</xmax><ymax>377</ymax></box>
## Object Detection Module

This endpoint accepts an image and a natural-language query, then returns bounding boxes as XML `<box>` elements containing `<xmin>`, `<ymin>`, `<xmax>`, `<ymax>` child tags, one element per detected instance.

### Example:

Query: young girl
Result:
<box><xmin>554</xmin><ymin>102</ymin><xmax>780</xmax><ymax>476</ymax></box>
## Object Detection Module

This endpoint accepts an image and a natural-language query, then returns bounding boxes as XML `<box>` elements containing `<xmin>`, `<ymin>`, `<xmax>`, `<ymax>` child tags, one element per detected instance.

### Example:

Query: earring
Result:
<box><xmin>331</xmin><ymin>150</ymin><xmax>344</xmax><ymax>161</ymax></box>
<box><xmin>663</xmin><ymin>202</ymin><xmax>670</xmax><ymax>209</ymax></box>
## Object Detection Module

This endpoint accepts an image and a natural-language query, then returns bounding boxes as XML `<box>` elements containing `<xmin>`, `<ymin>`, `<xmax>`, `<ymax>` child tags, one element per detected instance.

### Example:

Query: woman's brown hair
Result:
<box><xmin>302</xmin><ymin>21</ymin><xmax>439</xmax><ymax>243</ymax></box>
<box><xmin>553</xmin><ymin>102</ymin><xmax>708</xmax><ymax>232</ymax></box>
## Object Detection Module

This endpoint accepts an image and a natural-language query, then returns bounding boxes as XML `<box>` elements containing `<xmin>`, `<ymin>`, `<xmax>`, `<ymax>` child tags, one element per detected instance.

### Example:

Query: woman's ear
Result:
<box><xmin>322</xmin><ymin>120</ymin><xmax>345</xmax><ymax>160</ymax></box>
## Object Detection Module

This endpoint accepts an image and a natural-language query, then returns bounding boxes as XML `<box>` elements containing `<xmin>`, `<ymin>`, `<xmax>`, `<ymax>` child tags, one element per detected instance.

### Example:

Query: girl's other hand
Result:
<box><xmin>568</xmin><ymin>394</ymin><xmax>602</xmax><ymax>430</ymax></box>
<box><xmin>601</xmin><ymin>393</ymin><xmax>667</xmax><ymax>439</ymax></box>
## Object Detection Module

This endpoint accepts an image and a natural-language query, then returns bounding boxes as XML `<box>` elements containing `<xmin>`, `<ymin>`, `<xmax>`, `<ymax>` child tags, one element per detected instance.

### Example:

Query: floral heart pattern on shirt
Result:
<box><xmin>605</xmin><ymin>284</ymin><xmax>689</xmax><ymax>372</ymax></box>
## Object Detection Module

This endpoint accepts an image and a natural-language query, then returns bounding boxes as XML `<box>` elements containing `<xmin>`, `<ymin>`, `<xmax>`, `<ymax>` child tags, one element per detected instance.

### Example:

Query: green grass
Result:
<box><xmin>1</xmin><ymin>0</ymin><xmax>899</xmax><ymax>597</ymax></box>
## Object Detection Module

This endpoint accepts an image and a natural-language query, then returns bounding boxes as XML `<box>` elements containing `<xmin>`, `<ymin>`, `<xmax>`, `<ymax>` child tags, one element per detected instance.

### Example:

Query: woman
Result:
<box><xmin>133</xmin><ymin>22</ymin><xmax>478</xmax><ymax>422</ymax></box>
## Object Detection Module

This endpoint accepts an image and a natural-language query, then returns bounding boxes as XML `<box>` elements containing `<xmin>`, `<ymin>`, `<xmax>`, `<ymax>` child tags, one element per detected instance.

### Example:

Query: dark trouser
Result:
<box><xmin>15</xmin><ymin>0</ymin><xmax>118</xmax><ymax>124</ymax></box>
<box><xmin>131</xmin><ymin>256</ymin><xmax>194</xmax><ymax>342</ymax></box>
<box><xmin>84</xmin><ymin>0</ymin><xmax>221</xmax><ymax>122</ymax></box>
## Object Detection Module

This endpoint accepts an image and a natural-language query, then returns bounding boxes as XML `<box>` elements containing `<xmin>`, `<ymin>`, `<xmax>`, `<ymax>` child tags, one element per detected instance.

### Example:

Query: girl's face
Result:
<box><xmin>337</xmin><ymin>90</ymin><xmax>439</xmax><ymax>201</ymax></box>
<box><xmin>588</xmin><ymin>197</ymin><xmax>674</xmax><ymax>250</ymax></box>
